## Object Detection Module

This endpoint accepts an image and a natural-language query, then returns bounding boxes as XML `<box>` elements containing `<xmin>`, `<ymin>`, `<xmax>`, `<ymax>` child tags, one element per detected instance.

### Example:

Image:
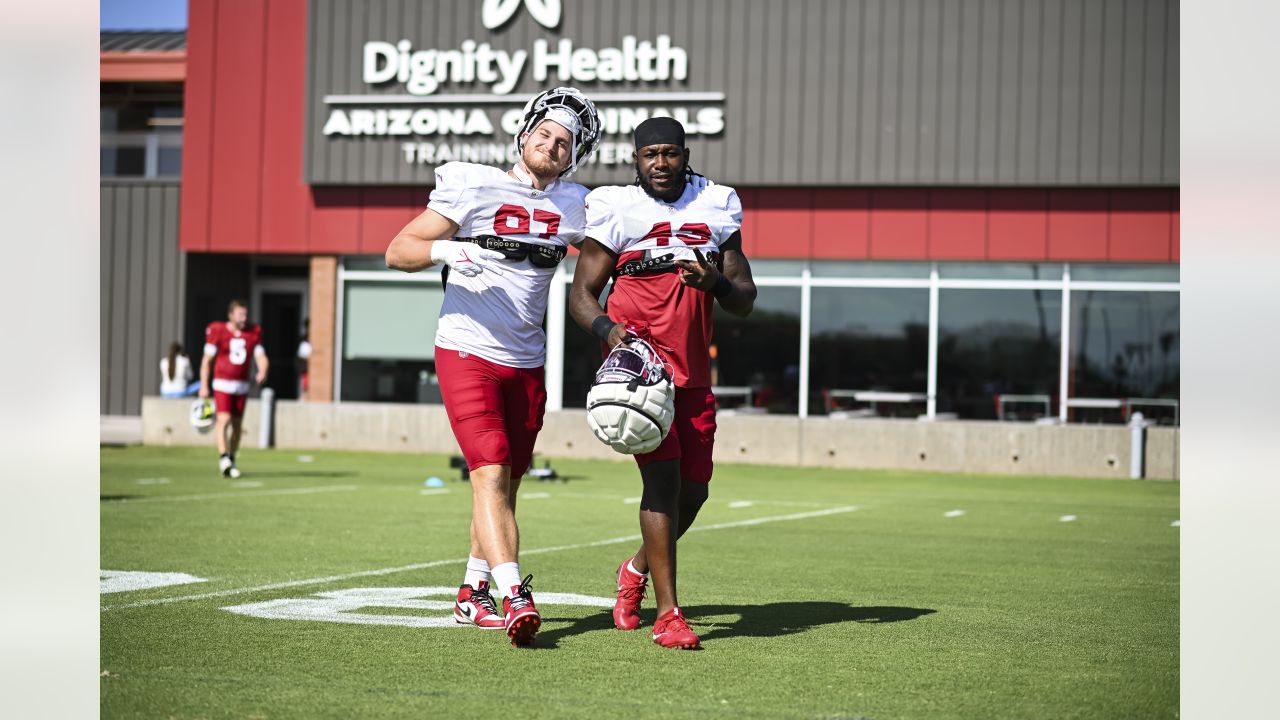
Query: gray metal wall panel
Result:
<box><xmin>303</xmin><ymin>0</ymin><xmax>1177</xmax><ymax>186</ymax></box>
<box><xmin>1162</xmin><ymin>0</ymin><xmax>1178</xmax><ymax>182</ymax></box>
<box><xmin>101</xmin><ymin>180</ymin><xmax>185</xmax><ymax>416</ymax></box>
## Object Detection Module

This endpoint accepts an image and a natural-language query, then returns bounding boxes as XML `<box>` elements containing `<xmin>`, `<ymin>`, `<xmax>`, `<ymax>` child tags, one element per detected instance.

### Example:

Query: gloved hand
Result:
<box><xmin>430</xmin><ymin>240</ymin><xmax>505</xmax><ymax>278</ymax></box>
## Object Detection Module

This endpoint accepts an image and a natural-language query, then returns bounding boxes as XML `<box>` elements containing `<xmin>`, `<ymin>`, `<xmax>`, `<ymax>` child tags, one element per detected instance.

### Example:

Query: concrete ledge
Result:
<box><xmin>101</xmin><ymin>415</ymin><xmax>143</xmax><ymax>446</ymax></box>
<box><xmin>142</xmin><ymin>397</ymin><xmax>262</xmax><ymax>447</ymax></box>
<box><xmin>138</xmin><ymin>397</ymin><xmax>1178</xmax><ymax>479</ymax></box>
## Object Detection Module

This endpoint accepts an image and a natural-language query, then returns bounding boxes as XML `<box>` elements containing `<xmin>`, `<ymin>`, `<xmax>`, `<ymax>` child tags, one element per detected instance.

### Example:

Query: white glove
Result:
<box><xmin>430</xmin><ymin>240</ymin><xmax>505</xmax><ymax>278</ymax></box>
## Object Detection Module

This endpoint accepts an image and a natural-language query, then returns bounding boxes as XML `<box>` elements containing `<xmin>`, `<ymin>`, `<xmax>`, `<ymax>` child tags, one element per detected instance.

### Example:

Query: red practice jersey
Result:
<box><xmin>584</xmin><ymin>177</ymin><xmax>743</xmax><ymax>387</ymax></box>
<box><xmin>204</xmin><ymin>322</ymin><xmax>264</xmax><ymax>395</ymax></box>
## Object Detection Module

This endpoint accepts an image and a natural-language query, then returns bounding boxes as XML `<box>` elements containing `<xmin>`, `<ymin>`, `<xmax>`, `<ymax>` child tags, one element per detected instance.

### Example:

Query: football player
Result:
<box><xmin>199</xmin><ymin>299</ymin><xmax>268</xmax><ymax>479</ymax></box>
<box><xmin>385</xmin><ymin>87</ymin><xmax>601</xmax><ymax>648</ymax></box>
<box><xmin>569</xmin><ymin>117</ymin><xmax>758</xmax><ymax>650</ymax></box>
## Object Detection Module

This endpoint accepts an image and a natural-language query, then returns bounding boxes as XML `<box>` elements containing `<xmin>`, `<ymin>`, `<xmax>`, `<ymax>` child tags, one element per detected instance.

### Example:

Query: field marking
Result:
<box><xmin>728</xmin><ymin>501</ymin><xmax>754</xmax><ymax>509</ymax></box>
<box><xmin>223</xmin><ymin>586</ymin><xmax>613</xmax><ymax>629</ymax></box>
<box><xmin>521</xmin><ymin>492</ymin><xmax>550</xmax><ymax>500</ymax></box>
<box><xmin>944</xmin><ymin>510</ymin><xmax>966</xmax><ymax>518</ymax></box>
<box><xmin>419</xmin><ymin>488</ymin><xmax>451</xmax><ymax>496</ymax></box>
<box><xmin>1171</xmin><ymin>520</ymin><xmax>1180</xmax><ymax>527</ymax></box>
<box><xmin>623</xmin><ymin>496</ymin><xmax>641</xmax><ymax>504</ymax></box>
<box><xmin>1059</xmin><ymin>515</ymin><xmax>1078</xmax><ymax>522</ymax></box>
<box><xmin>135</xmin><ymin>478</ymin><xmax>171</xmax><ymax>485</ymax></box>
<box><xmin>297</xmin><ymin>455</ymin><xmax>315</xmax><ymax>463</ymax></box>
<box><xmin>105</xmin><ymin>485</ymin><xmax>359</xmax><ymax>503</ymax></box>
<box><xmin>231</xmin><ymin>480</ymin><xmax>264</xmax><ymax>488</ymax></box>
<box><xmin>102</xmin><ymin>505</ymin><xmax>857</xmax><ymax>611</ymax></box>
<box><xmin>101</xmin><ymin>570</ymin><xmax>208</xmax><ymax>594</ymax></box>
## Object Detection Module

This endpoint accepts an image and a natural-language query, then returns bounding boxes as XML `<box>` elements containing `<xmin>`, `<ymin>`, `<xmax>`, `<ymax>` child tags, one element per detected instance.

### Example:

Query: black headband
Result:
<box><xmin>633</xmin><ymin>117</ymin><xmax>686</xmax><ymax>150</ymax></box>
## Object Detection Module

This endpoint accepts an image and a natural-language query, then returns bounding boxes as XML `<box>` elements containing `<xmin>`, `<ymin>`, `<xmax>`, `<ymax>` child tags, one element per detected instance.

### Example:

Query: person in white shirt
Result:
<box><xmin>385</xmin><ymin>87</ymin><xmax>601</xmax><ymax>648</ymax></box>
<box><xmin>159</xmin><ymin>342</ymin><xmax>200</xmax><ymax>398</ymax></box>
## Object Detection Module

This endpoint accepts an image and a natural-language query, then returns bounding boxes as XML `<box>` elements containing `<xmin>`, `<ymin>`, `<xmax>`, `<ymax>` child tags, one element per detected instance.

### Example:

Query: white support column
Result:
<box><xmin>1058</xmin><ymin>264</ymin><xmax>1072</xmax><ymax>422</ymax></box>
<box><xmin>798</xmin><ymin>266</ymin><xmax>812</xmax><ymax>418</ymax></box>
<box><xmin>926</xmin><ymin>263</ymin><xmax>939</xmax><ymax>419</ymax></box>
<box><xmin>544</xmin><ymin>264</ymin><xmax>568</xmax><ymax>412</ymax></box>
<box><xmin>333</xmin><ymin>261</ymin><xmax>345</xmax><ymax>402</ymax></box>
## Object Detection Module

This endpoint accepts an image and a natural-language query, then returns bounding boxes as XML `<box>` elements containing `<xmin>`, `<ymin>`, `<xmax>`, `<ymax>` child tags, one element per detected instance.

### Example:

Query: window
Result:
<box><xmin>101</xmin><ymin>82</ymin><xmax>183</xmax><ymax>178</ymax></box>
<box><xmin>1068</xmin><ymin>291</ymin><xmax>1179</xmax><ymax>424</ymax></box>
<box><xmin>339</xmin><ymin>274</ymin><xmax>445</xmax><ymax>404</ymax></box>
<box><xmin>712</xmin><ymin>288</ymin><xmax>801</xmax><ymax>414</ymax></box>
<box><xmin>809</xmin><ymin>288</ymin><xmax>929</xmax><ymax>416</ymax></box>
<box><xmin>937</xmin><ymin>289</ymin><xmax>1062</xmax><ymax>420</ymax></box>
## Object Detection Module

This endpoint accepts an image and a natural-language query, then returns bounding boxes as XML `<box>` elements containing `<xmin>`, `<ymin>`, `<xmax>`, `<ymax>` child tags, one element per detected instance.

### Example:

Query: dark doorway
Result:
<box><xmin>259</xmin><ymin>291</ymin><xmax>304</xmax><ymax>400</ymax></box>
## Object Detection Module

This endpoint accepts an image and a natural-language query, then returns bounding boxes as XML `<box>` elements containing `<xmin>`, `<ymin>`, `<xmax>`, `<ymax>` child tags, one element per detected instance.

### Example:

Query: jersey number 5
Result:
<box><xmin>494</xmin><ymin>204</ymin><xmax>561</xmax><ymax>239</ymax></box>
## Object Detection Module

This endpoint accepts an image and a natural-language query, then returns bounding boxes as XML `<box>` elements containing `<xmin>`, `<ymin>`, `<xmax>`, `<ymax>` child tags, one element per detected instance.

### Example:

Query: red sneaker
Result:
<box><xmin>652</xmin><ymin>607</ymin><xmax>700</xmax><ymax>650</ymax></box>
<box><xmin>502</xmin><ymin>574</ymin><xmax>541</xmax><ymax>647</ymax></box>
<box><xmin>454</xmin><ymin>581</ymin><xmax>505</xmax><ymax>629</ymax></box>
<box><xmin>613</xmin><ymin>559</ymin><xmax>648</xmax><ymax>631</ymax></box>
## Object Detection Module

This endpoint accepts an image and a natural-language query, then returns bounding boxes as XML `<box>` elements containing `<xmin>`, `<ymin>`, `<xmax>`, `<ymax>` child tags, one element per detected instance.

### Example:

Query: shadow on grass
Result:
<box><xmin>532</xmin><ymin>602</ymin><xmax>935</xmax><ymax>649</ymax></box>
<box><xmin>100</xmin><ymin>495</ymin><xmax>141</xmax><ymax>502</ymax></box>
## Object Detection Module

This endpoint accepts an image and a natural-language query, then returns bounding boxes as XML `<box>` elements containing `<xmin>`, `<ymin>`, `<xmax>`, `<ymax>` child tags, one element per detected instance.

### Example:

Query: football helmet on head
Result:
<box><xmin>190</xmin><ymin>398</ymin><xmax>215</xmax><ymax>433</ymax></box>
<box><xmin>586</xmin><ymin>337</ymin><xmax>675</xmax><ymax>455</ymax></box>
<box><xmin>515</xmin><ymin>86</ymin><xmax>601</xmax><ymax>177</ymax></box>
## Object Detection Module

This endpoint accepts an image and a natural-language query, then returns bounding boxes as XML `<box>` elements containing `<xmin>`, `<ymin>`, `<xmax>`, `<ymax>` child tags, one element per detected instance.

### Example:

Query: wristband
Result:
<box><xmin>591</xmin><ymin>315</ymin><xmax>617</xmax><ymax>343</ymax></box>
<box><xmin>711</xmin><ymin>274</ymin><xmax>733</xmax><ymax>299</ymax></box>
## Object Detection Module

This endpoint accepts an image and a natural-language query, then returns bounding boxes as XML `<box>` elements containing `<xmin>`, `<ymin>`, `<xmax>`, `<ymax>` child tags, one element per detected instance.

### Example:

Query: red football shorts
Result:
<box><xmin>213</xmin><ymin>391</ymin><xmax>247</xmax><ymax>418</ymax></box>
<box><xmin>635</xmin><ymin>386</ymin><xmax>717</xmax><ymax>483</ymax></box>
<box><xmin>435</xmin><ymin>348</ymin><xmax>547</xmax><ymax>478</ymax></box>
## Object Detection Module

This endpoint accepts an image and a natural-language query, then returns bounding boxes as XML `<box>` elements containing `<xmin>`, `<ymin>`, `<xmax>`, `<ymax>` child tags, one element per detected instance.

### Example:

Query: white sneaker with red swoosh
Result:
<box><xmin>454</xmin><ymin>581</ymin><xmax>505</xmax><ymax>629</ymax></box>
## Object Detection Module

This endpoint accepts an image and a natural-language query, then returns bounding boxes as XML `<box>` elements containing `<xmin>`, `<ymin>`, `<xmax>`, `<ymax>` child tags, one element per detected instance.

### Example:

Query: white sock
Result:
<box><xmin>463</xmin><ymin>556</ymin><xmax>490</xmax><ymax>589</ymax></box>
<box><xmin>627</xmin><ymin>559</ymin><xmax>648</xmax><ymax>578</ymax></box>
<box><xmin>491</xmin><ymin>562</ymin><xmax>522</xmax><ymax>598</ymax></box>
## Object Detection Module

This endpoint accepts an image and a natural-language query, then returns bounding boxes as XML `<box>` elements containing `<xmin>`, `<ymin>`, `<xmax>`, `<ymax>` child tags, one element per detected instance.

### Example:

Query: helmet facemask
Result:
<box><xmin>515</xmin><ymin>87</ymin><xmax>602</xmax><ymax>178</ymax></box>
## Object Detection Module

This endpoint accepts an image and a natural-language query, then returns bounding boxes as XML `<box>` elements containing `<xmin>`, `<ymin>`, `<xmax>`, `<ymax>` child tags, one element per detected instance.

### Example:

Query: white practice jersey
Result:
<box><xmin>585</xmin><ymin>177</ymin><xmax>742</xmax><ymax>262</ymax></box>
<box><xmin>584</xmin><ymin>177</ymin><xmax>743</xmax><ymax>387</ymax></box>
<box><xmin>428</xmin><ymin>161</ymin><xmax>589</xmax><ymax>368</ymax></box>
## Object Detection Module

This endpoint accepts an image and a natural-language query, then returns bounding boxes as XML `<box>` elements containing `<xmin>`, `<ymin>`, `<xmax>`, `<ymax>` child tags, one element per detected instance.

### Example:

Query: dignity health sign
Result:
<box><xmin>309</xmin><ymin>0</ymin><xmax>727</xmax><ymax>181</ymax></box>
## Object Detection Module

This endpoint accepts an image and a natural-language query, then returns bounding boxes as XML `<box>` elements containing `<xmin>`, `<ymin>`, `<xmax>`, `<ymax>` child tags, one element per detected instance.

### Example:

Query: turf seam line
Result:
<box><xmin>101</xmin><ymin>506</ymin><xmax>858</xmax><ymax>611</ymax></box>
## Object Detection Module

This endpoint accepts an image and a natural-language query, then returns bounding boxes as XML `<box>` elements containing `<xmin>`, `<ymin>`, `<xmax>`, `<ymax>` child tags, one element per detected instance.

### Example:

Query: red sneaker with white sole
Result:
<box><xmin>502</xmin><ymin>574</ymin><xmax>541</xmax><ymax>647</ymax></box>
<box><xmin>613</xmin><ymin>559</ymin><xmax>648</xmax><ymax>630</ymax></box>
<box><xmin>454</xmin><ymin>581</ymin><xmax>505</xmax><ymax>629</ymax></box>
<box><xmin>652</xmin><ymin>607</ymin><xmax>700</xmax><ymax>650</ymax></box>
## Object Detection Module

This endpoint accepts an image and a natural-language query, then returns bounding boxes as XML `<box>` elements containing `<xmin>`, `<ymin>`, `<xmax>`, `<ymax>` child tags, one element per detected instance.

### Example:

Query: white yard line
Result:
<box><xmin>102</xmin><ymin>505</ymin><xmax>858</xmax><ymax>611</ymax></box>
<box><xmin>106</xmin><ymin>485</ymin><xmax>359</xmax><ymax>503</ymax></box>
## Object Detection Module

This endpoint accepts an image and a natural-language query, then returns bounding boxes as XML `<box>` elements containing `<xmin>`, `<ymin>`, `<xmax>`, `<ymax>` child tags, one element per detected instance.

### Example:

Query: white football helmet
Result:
<box><xmin>586</xmin><ymin>337</ymin><xmax>675</xmax><ymax>455</ymax></box>
<box><xmin>189</xmin><ymin>398</ymin><xmax>215</xmax><ymax>433</ymax></box>
<box><xmin>516</xmin><ymin>86</ymin><xmax>601</xmax><ymax>177</ymax></box>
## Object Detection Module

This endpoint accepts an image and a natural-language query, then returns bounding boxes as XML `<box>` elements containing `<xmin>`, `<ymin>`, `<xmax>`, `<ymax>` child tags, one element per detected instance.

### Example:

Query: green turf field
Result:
<box><xmin>100</xmin><ymin>445</ymin><xmax>1178</xmax><ymax>719</ymax></box>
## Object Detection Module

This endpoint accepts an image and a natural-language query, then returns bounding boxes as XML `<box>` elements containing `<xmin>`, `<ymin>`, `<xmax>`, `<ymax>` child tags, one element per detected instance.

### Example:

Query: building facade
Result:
<box><xmin>102</xmin><ymin>0</ymin><xmax>1179</xmax><ymax>425</ymax></box>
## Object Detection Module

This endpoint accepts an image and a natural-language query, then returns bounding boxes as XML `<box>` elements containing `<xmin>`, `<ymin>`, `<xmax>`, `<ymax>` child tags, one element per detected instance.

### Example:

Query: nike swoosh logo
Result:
<box><xmin>459</xmin><ymin>604</ymin><xmax>473</xmax><ymax>618</ymax></box>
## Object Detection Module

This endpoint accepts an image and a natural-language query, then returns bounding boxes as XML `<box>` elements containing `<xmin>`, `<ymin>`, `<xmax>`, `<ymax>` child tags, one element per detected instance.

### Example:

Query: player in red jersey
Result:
<box><xmin>199</xmin><ymin>299</ymin><xmax>268</xmax><ymax>479</ymax></box>
<box><xmin>569</xmin><ymin>117</ymin><xmax>759</xmax><ymax>650</ymax></box>
<box><xmin>386</xmin><ymin>88</ymin><xmax>601</xmax><ymax>647</ymax></box>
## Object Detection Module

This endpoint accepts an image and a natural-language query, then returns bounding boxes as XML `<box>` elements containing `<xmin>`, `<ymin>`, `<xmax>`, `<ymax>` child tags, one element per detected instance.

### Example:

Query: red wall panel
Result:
<box><xmin>987</xmin><ymin>190</ymin><xmax>1048</xmax><ymax>260</ymax></box>
<box><xmin>258</xmin><ymin>0</ymin><xmax>310</xmax><ymax>254</ymax></box>
<box><xmin>869</xmin><ymin>190</ymin><xmax>929</xmax><ymax>259</ymax></box>
<box><xmin>310</xmin><ymin>188</ymin><xmax>361</xmax><ymax>255</ymax></box>
<box><xmin>751</xmin><ymin>190</ymin><xmax>812</xmax><ymax>258</ymax></box>
<box><xmin>1171</xmin><ymin>201</ymin><xmax>1180</xmax><ymax>262</ymax></box>
<box><xmin>178</xmin><ymin>0</ymin><xmax>218</xmax><ymax>252</ymax></box>
<box><xmin>1047</xmin><ymin>190</ymin><xmax>1110</xmax><ymax>260</ymax></box>
<box><xmin>205</xmin><ymin>1</ymin><xmax>268</xmax><ymax>253</ymax></box>
<box><xmin>1109</xmin><ymin>190</ymin><xmax>1173</xmax><ymax>261</ymax></box>
<box><xmin>358</xmin><ymin>189</ymin><xmax>420</xmax><ymax>255</ymax></box>
<box><xmin>927</xmin><ymin>190</ymin><xmax>988</xmax><ymax>259</ymax></box>
<box><xmin>811</xmin><ymin>189</ymin><xmax>870</xmax><ymax>259</ymax></box>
